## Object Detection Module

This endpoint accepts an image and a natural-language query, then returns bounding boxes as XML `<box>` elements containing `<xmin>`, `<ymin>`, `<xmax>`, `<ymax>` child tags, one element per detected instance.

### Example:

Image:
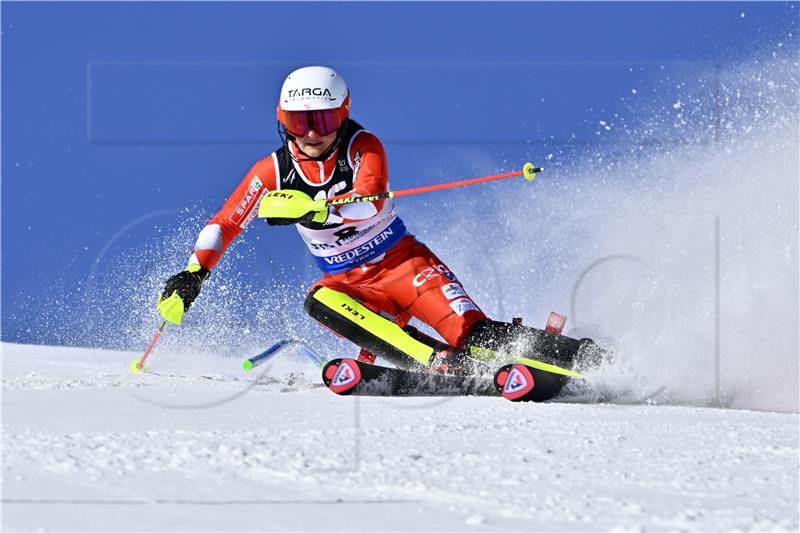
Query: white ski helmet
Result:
<box><xmin>277</xmin><ymin>66</ymin><xmax>350</xmax><ymax>137</ymax></box>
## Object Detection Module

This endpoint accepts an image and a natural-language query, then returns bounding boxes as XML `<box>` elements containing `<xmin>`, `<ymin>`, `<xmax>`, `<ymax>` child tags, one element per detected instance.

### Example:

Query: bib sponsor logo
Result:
<box><xmin>441</xmin><ymin>283</ymin><xmax>467</xmax><ymax>300</ymax></box>
<box><xmin>449</xmin><ymin>297</ymin><xmax>479</xmax><ymax>317</ymax></box>
<box><xmin>332</xmin><ymin>226</ymin><xmax>359</xmax><ymax>243</ymax></box>
<box><xmin>503</xmin><ymin>367</ymin><xmax>529</xmax><ymax>393</ymax></box>
<box><xmin>307</xmin><ymin>221</ymin><xmax>378</xmax><ymax>251</ymax></box>
<box><xmin>310</xmin><ymin>242</ymin><xmax>337</xmax><ymax>251</ymax></box>
<box><xmin>310</xmin><ymin>216</ymin><xmax>407</xmax><ymax>274</ymax></box>
<box><xmin>322</xmin><ymin>227</ymin><xmax>395</xmax><ymax>265</ymax></box>
<box><xmin>230</xmin><ymin>176</ymin><xmax>264</xmax><ymax>225</ymax></box>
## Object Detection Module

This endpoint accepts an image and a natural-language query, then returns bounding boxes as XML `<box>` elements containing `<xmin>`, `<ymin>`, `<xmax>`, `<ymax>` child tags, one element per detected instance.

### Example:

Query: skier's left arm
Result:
<box><xmin>336</xmin><ymin>132</ymin><xmax>390</xmax><ymax>221</ymax></box>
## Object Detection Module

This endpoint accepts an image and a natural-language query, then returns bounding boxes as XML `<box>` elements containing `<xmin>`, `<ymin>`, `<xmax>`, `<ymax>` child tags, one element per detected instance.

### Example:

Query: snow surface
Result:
<box><xmin>3</xmin><ymin>343</ymin><xmax>798</xmax><ymax>531</ymax></box>
<box><xmin>4</xmin><ymin>29</ymin><xmax>799</xmax><ymax>533</ymax></box>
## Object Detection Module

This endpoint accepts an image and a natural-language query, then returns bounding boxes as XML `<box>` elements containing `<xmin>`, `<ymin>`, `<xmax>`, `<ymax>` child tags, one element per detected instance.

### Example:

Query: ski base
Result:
<box><xmin>322</xmin><ymin>358</ymin><xmax>496</xmax><ymax>397</ymax></box>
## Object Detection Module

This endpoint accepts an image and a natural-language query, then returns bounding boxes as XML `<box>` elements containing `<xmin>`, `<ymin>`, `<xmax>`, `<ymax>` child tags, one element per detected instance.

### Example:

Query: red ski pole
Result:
<box><xmin>130</xmin><ymin>320</ymin><xmax>167</xmax><ymax>374</ymax></box>
<box><xmin>325</xmin><ymin>162</ymin><xmax>542</xmax><ymax>207</ymax></box>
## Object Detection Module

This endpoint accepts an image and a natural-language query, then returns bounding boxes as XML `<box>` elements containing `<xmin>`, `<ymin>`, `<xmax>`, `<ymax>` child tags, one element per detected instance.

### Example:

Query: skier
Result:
<box><xmin>156</xmin><ymin>65</ymin><xmax>494</xmax><ymax>372</ymax></box>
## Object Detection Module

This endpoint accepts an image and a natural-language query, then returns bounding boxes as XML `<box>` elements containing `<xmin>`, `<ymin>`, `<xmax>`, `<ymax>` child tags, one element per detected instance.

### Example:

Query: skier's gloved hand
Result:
<box><xmin>157</xmin><ymin>264</ymin><xmax>210</xmax><ymax>324</ymax></box>
<box><xmin>258</xmin><ymin>190</ymin><xmax>330</xmax><ymax>226</ymax></box>
<box><xmin>267</xmin><ymin>207</ymin><xmax>329</xmax><ymax>226</ymax></box>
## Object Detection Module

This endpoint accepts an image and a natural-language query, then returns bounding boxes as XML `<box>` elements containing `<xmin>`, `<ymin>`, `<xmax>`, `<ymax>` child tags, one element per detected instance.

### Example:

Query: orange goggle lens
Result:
<box><xmin>283</xmin><ymin>108</ymin><xmax>343</xmax><ymax>137</ymax></box>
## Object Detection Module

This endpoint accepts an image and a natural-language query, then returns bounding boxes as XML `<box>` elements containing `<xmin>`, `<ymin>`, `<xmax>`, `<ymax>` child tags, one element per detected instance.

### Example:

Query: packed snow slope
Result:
<box><xmin>2</xmin><ymin>343</ymin><xmax>798</xmax><ymax>532</ymax></box>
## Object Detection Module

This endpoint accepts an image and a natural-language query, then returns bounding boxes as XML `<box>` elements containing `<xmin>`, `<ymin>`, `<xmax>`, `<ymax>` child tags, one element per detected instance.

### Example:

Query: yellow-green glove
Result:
<box><xmin>258</xmin><ymin>190</ymin><xmax>329</xmax><ymax>226</ymax></box>
<box><xmin>157</xmin><ymin>264</ymin><xmax>210</xmax><ymax>324</ymax></box>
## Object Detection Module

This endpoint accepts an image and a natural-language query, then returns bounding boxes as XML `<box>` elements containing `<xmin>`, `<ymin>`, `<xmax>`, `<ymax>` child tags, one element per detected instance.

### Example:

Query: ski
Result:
<box><xmin>321</xmin><ymin>358</ymin><xmax>497</xmax><ymax>397</ymax></box>
<box><xmin>315</xmin><ymin>312</ymin><xmax>608</xmax><ymax>402</ymax></box>
<box><xmin>320</xmin><ymin>357</ymin><xmax>578</xmax><ymax>401</ymax></box>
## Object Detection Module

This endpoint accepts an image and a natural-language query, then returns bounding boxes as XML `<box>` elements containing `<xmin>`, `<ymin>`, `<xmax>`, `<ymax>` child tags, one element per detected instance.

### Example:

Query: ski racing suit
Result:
<box><xmin>187</xmin><ymin>119</ymin><xmax>487</xmax><ymax>368</ymax></box>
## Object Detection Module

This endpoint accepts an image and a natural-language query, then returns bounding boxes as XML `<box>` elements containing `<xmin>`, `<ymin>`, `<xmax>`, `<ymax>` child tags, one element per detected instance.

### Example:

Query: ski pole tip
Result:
<box><xmin>522</xmin><ymin>162</ymin><xmax>543</xmax><ymax>181</ymax></box>
<box><xmin>129</xmin><ymin>359</ymin><xmax>145</xmax><ymax>374</ymax></box>
<box><xmin>242</xmin><ymin>360</ymin><xmax>254</xmax><ymax>372</ymax></box>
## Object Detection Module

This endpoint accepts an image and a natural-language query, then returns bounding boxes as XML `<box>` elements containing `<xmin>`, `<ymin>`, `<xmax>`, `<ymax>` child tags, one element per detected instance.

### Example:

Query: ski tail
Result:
<box><xmin>493</xmin><ymin>362</ymin><xmax>574</xmax><ymax>402</ymax></box>
<box><xmin>322</xmin><ymin>358</ymin><xmax>363</xmax><ymax>395</ymax></box>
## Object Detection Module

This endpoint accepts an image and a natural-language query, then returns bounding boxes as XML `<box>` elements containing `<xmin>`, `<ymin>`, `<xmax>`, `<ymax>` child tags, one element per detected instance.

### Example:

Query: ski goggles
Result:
<box><xmin>281</xmin><ymin>108</ymin><xmax>344</xmax><ymax>137</ymax></box>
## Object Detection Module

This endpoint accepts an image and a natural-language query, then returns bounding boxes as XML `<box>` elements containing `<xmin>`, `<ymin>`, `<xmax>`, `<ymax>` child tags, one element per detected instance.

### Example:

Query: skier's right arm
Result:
<box><xmin>157</xmin><ymin>157</ymin><xmax>277</xmax><ymax>324</ymax></box>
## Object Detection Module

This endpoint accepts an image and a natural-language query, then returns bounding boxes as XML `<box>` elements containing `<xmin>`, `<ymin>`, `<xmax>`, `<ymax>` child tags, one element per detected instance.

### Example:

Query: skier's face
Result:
<box><xmin>295</xmin><ymin>128</ymin><xmax>337</xmax><ymax>158</ymax></box>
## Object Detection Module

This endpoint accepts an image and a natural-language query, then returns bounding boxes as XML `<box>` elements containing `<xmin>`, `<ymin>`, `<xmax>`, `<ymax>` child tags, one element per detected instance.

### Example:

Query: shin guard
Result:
<box><xmin>304</xmin><ymin>286</ymin><xmax>437</xmax><ymax>369</ymax></box>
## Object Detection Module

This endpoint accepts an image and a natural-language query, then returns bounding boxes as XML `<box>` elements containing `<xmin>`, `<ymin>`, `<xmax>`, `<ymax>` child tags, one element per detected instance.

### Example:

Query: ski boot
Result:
<box><xmin>357</xmin><ymin>348</ymin><xmax>377</xmax><ymax>365</ymax></box>
<box><xmin>428</xmin><ymin>347</ymin><xmax>492</xmax><ymax>376</ymax></box>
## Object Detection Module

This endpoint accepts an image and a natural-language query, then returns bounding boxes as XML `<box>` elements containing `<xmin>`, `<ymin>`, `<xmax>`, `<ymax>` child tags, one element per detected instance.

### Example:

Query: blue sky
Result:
<box><xmin>2</xmin><ymin>2</ymin><xmax>796</xmax><ymax>345</ymax></box>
